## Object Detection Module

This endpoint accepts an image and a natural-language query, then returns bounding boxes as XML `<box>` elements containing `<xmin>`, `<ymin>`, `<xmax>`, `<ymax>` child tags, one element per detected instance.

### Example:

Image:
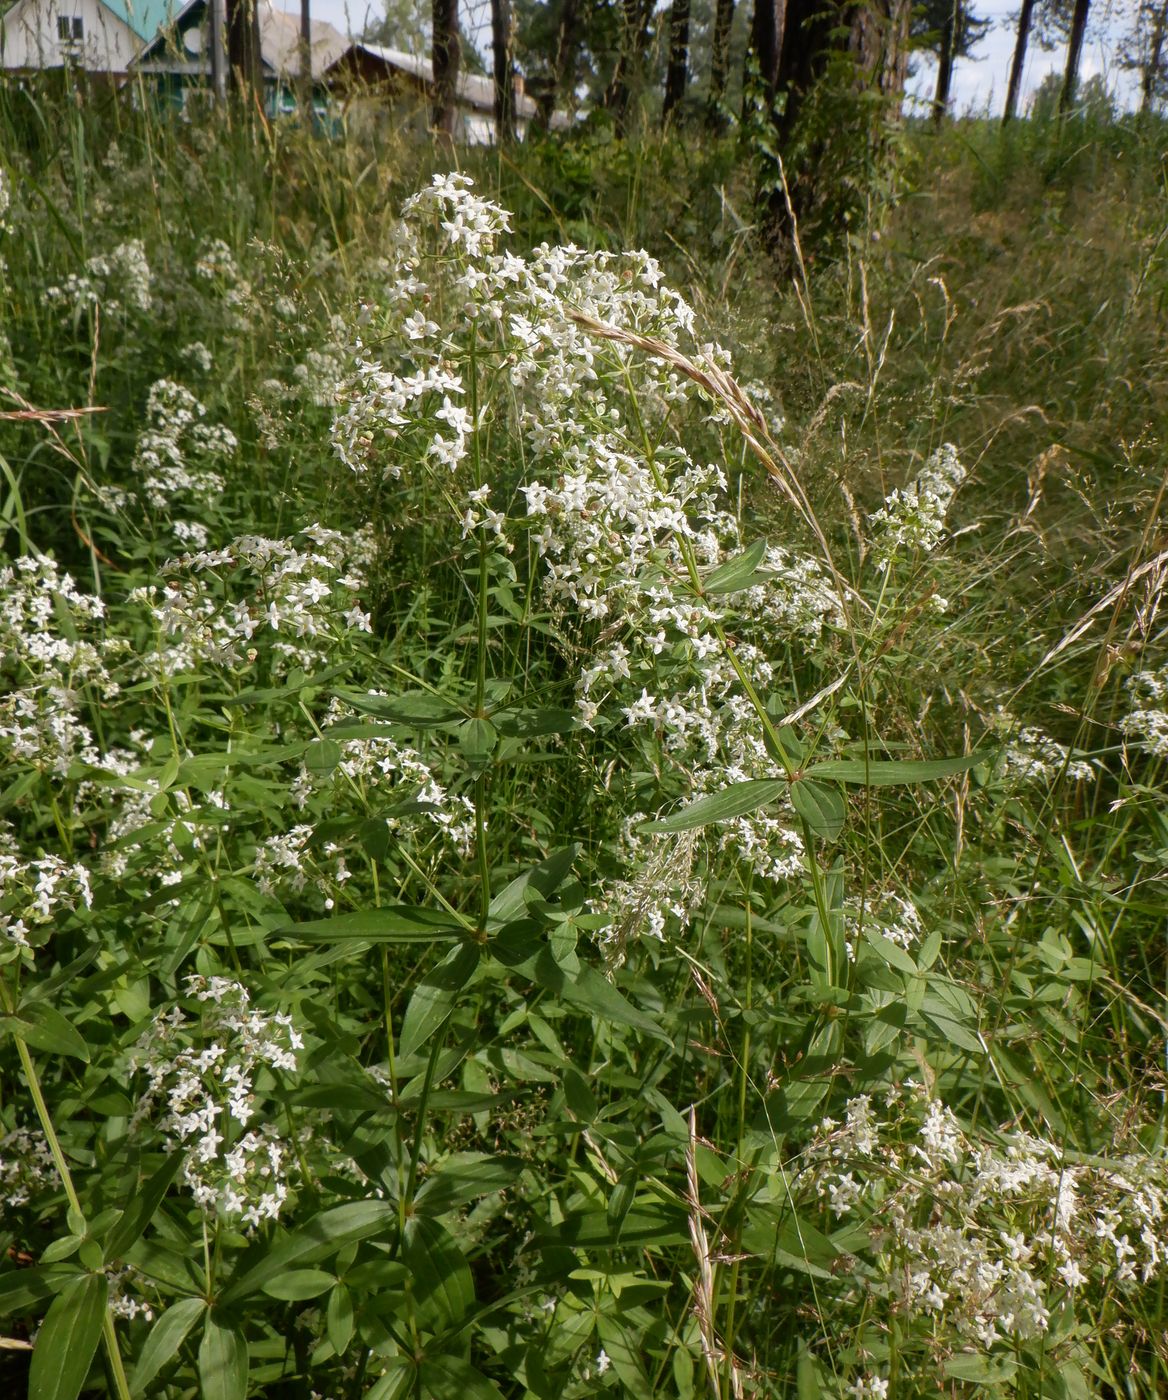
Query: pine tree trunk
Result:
<box><xmin>1058</xmin><ymin>0</ymin><xmax>1091</xmax><ymax>113</ymax></box>
<box><xmin>432</xmin><ymin>0</ymin><xmax>460</xmax><ymax>136</ymax></box>
<box><xmin>551</xmin><ymin>0</ymin><xmax>581</xmax><ymax>110</ymax></box>
<box><xmin>491</xmin><ymin>0</ymin><xmax>515</xmax><ymax>140</ymax></box>
<box><xmin>1003</xmin><ymin>0</ymin><xmax>1035</xmax><ymax>121</ymax></box>
<box><xmin>932</xmin><ymin>0</ymin><xmax>958</xmax><ymax>124</ymax></box>
<box><xmin>226</xmin><ymin>0</ymin><xmax>262</xmax><ymax>97</ymax></box>
<box><xmin>1141</xmin><ymin>0</ymin><xmax>1167</xmax><ymax>111</ymax></box>
<box><xmin>605</xmin><ymin>0</ymin><xmax>652</xmax><ymax>131</ymax></box>
<box><xmin>299</xmin><ymin>0</ymin><xmax>312</xmax><ymax>113</ymax></box>
<box><xmin>707</xmin><ymin>0</ymin><xmax>735</xmax><ymax>124</ymax></box>
<box><xmin>663</xmin><ymin>0</ymin><xmax>691</xmax><ymax>120</ymax></box>
<box><xmin>749</xmin><ymin>0</ymin><xmax>785</xmax><ymax>99</ymax></box>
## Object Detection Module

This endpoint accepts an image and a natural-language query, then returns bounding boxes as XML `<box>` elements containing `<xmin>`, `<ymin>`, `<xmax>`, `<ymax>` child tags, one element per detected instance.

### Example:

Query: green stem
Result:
<box><xmin>2</xmin><ymin>983</ymin><xmax>133</xmax><ymax>1400</ymax></box>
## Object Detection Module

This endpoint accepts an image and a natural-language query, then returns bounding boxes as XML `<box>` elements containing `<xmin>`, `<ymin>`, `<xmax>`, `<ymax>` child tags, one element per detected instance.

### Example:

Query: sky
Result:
<box><xmin>274</xmin><ymin>0</ymin><xmax>1144</xmax><ymax>119</ymax></box>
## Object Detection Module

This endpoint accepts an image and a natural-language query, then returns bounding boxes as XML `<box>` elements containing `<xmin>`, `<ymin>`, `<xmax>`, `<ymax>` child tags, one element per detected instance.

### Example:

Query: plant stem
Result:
<box><xmin>1</xmin><ymin>980</ymin><xmax>133</xmax><ymax>1400</ymax></box>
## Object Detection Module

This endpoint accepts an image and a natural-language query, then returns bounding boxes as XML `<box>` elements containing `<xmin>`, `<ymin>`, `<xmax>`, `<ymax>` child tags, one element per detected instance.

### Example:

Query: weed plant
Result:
<box><xmin>0</xmin><ymin>86</ymin><xmax>1166</xmax><ymax>1400</ymax></box>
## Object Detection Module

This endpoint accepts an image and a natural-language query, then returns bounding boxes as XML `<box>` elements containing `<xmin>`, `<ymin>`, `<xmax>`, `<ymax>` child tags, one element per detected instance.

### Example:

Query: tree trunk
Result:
<box><xmin>749</xmin><ymin>0</ymin><xmax>785</xmax><ymax>100</ymax></box>
<box><xmin>663</xmin><ymin>0</ymin><xmax>691</xmax><ymax>120</ymax></box>
<box><xmin>932</xmin><ymin>0</ymin><xmax>958</xmax><ymax>124</ymax></box>
<box><xmin>299</xmin><ymin>0</ymin><xmax>312</xmax><ymax>114</ymax></box>
<box><xmin>772</xmin><ymin>0</ymin><xmax>832</xmax><ymax>145</ymax></box>
<box><xmin>208</xmin><ymin>0</ymin><xmax>227</xmax><ymax>101</ymax></box>
<box><xmin>1058</xmin><ymin>0</ymin><xmax>1091</xmax><ymax>113</ymax></box>
<box><xmin>491</xmin><ymin>0</ymin><xmax>516</xmax><ymax>141</ymax></box>
<box><xmin>545</xmin><ymin>0</ymin><xmax>580</xmax><ymax>117</ymax></box>
<box><xmin>1141</xmin><ymin>0</ymin><xmax>1167</xmax><ymax>111</ymax></box>
<box><xmin>707</xmin><ymin>0</ymin><xmax>735</xmax><ymax>123</ymax></box>
<box><xmin>605</xmin><ymin>0</ymin><xmax>652</xmax><ymax>131</ymax></box>
<box><xmin>432</xmin><ymin>0</ymin><xmax>460</xmax><ymax>136</ymax></box>
<box><xmin>226</xmin><ymin>0</ymin><xmax>262</xmax><ymax>97</ymax></box>
<box><xmin>1002</xmin><ymin>0</ymin><xmax>1035</xmax><ymax>122</ymax></box>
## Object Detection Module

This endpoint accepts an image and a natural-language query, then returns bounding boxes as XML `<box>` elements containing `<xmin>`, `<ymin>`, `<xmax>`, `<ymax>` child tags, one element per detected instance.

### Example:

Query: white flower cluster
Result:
<box><xmin>133</xmin><ymin>523</ymin><xmax>374</xmax><ymax>676</ymax></box>
<box><xmin>999</xmin><ymin>726</ymin><xmax>1095</xmax><ymax>784</ymax></box>
<box><xmin>0</xmin><ymin>850</ymin><xmax>93</xmax><ymax>950</ymax></box>
<box><xmin>867</xmin><ymin>443</ymin><xmax>966</xmax><ymax>569</ymax></box>
<box><xmin>44</xmin><ymin>238</ymin><xmax>152</xmax><ymax>317</ymax></box>
<box><xmin>0</xmin><ymin>167</ymin><xmax>10</xmax><ymax>234</ymax></box>
<box><xmin>337</xmin><ymin>176</ymin><xmax>837</xmax><ymax>941</ymax></box>
<box><xmin>129</xmin><ymin>378</ymin><xmax>236</xmax><ymax>521</ymax></box>
<box><xmin>292</xmin><ymin>701</ymin><xmax>475</xmax><ymax>852</ymax></box>
<box><xmin>131</xmin><ymin>976</ymin><xmax>303</xmax><ymax>1228</ymax></box>
<box><xmin>843</xmin><ymin>893</ymin><xmax>922</xmax><ymax>961</ymax></box>
<box><xmin>0</xmin><ymin>1126</ymin><xmax>55</xmax><ymax>1211</ymax></box>
<box><xmin>1119</xmin><ymin>665</ymin><xmax>1168</xmax><ymax>758</ymax></box>
<box><xmin>0</xmin><ymin>553</ymin><xmax>122</xmax><ymax>777</ymax></box>
<box><xmin>804</xmin><ymin>1091</ymin><xmax>1168</xmax><ymax>1361</ymax></box>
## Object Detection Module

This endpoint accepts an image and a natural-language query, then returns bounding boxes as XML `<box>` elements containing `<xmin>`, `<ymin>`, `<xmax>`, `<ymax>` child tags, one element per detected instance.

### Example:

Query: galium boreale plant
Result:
<box><xmin>0</xmin><ymin>165</ymin><xmax>1165</xmax><ymax>1400</ymax></box>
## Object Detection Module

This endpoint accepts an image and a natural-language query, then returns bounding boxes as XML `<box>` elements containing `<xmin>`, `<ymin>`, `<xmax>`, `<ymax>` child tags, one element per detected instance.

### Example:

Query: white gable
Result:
<box><xmin>0</xmin><ymin>0</ymin><xmax>140</xmax><ymax>73</ymax></box>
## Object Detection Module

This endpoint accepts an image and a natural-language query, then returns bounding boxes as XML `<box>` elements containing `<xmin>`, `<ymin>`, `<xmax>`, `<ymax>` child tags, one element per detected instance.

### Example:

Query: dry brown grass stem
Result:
<box><xmin>686</xmin><ymin>1107</ymin><xmax>744</xmax><ymax>1400</ymax></box>
<box><xmin>567</xmin><ymin>311</ymin><xmax>863</xmax><ymax>618</ymax></box>
<box><xmin>1035</xmin><ymin>545</ymin><xmax>1168</xmax><ymax>677</ymax></box>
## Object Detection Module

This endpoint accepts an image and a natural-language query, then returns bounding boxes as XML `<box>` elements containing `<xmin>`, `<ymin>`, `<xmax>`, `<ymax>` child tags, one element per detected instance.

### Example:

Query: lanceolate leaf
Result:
<box><xmin>28</xmin><ymin>1272</ymin><xmax>107</xmax><ymax>1400</ymax></box>
<box><xmin>197</xmin><ymin>1314</ymin><xmax>248</xmax><ymax>1400</ymax></box>
<box><xmin>275</xmin><ymin>906</ymin><xmax>469</xmax><ymax>944</ymax></box>
<box><xmin>804</xmin><ymin>754</ymin><xmax>979</xmax><ymax>786</ymax></box>
<box><xmin>130</xmin><ymin>1297</ymin><xmax>206</xmax><ymax>1397</ymax></box>
<box><xmin>702</xmin><ymin>537</ymin><xmax>769</xmax><ymax>594</ymax></box>
<box><xmin>639</xmin><ymin>779</ymin><xmax>787</xmax><ymax>834</ymax></box>
<box><xmin>222</xmin><ymin>1200</ymin><xmax>398</xmax><ymax>1304</ymax></box>
<box><xmin>419</xmin><ymin>1355</ymin><xmax>506</xmax><ymax>1399</ymax></box>
<box><xmin>402</xmin><ymin>1216</ymin><xmax>474</xmax><ymax>1330</ymax></box>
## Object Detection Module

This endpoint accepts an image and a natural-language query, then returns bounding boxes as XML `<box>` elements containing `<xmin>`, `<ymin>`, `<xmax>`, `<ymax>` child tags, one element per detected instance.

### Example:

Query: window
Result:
<box><xmin>57</xmin><ymin>15</ymin><xmax>84</xmax><ymax>41</ymax></box>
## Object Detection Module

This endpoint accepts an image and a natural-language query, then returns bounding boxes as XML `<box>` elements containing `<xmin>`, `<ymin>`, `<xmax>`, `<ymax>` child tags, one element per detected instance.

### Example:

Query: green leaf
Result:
<box><xmin>533</xmin><ymin>955</ymin><xmax>668</xmax><ymax>1043</ymax></box>
<box><xmin>562</xmin><ymin>1066</ymin><xmax>597</xmax><ymax>1122</ymax></box>
<box><xmin>402</xmin><ymin>1216</ymin><xmax>474</xmax><ymax>1330</ymax></box>
<box><xmin>493</xmin><ymin>707</ymin><xmax>579</xmax><ymax>738</ymax></box>
<box><xmin>639</xmin><ymin>779</ymin><xmax>786</xmax><ymax>834</ymax></box>
<box><xmin>106</xmin><ymin>1153</ymin><xmax>184</xmax><ymax>1262</ymax></box>
<box><xmin>413</xmin><ymin>1153</ymin><xmax>524</xmax><ymax>1215</ymax></box>
<box><xmin>789</xmin><ymin>778</ymin><xmax>846</xmax><ymax>841</ymax></box>
<box><xmin>261</xmin><ymin>1269</ymin><xmax>336</xmax><ymax>1301</ymax></box>
<box><xmin>418</xmin><ymin>1355</ymin><xmax>504</xmax><ymax>1400</ymax></box>
<box><xmin>944</xmin><ymin>1353</ymin><xmax>1018</xmax><ymax>1385</ymax></box>
<box><xmin>702</xmin><ymin>537</ymin><xmax>768</xmax><ymax>594</ymax></box>
<box><xmin>458</xmin><ymin>716</ymin><xmax>497</xmax><ymax>765</ymax></box>
<box><xmin>306</xmin><ymin>738</ymin><xmax>342</xmax><ymax>775</ymax></box>
<box><xmin>488</xmin><ymin>846</ymin><xmax>578</xmax><ymax>924</ymax></box>
<box><xmin>28</xmin><ymin>1272</ymin><xmax>107</xmax><ymax>1400</ymax></box>
<box><xmin>326</xmin><ymin>1282</ymin><xmax>354</xmax><ymax>1354</ymax></box>
<box><xmin>362</xmin><ymin>1358</ymin><xmax>415</xmax><ymax>1400</ymax></box>
<box><xmin>222</xmin><ymin>1200</ymin><xmax>398</xmax><ymax>1304</ymax></box>
<box><xmin>5</xmin><ymin>1003</ymin><xmax>90</xmax><ymax>1062</ymax></box>
<box><xmin>130</xmin><ymin>1297</ymin><xmax>206</xmax><ymax>1397</ymax></box>
<box><xmin>198</xmin><ymin>1314</ymin><xmax>248</xmax><ymax>1400</ymax></box>
<box><xmin>804</xmin><ymin>754</ymin><xmax>979</xmax><ymax>786</ymax></box>
<box><xmin>861</xmin><ymin>930</ymin><xmax>918</xmax><ymax>975</ymax></box>
<box><xmin>596</xmin><ymin>1317</ymin><xmax>654</xmax><ymax>1400</ymax></box>
<box><xmin>338</xmin><ymin>689</ymin><xmax>465</xmax><ymax>727</ymax></box>
<box><xmin>399</xmin><ymin>943</ymin><xmax>479</xmax><ymax>1060</ymax></box>
<box><xmin>0</xmin><ymin>1264</ymin><xmax>58</xmax><ymax>1316</ymax></box>
<box><xmin>276</xmin><ymin>906</ymin><xmax>468</xmax><ymax>944</ymax></box>
<box><xmin>545</xmin><ymin>1203</ymin><xmax>689</xmax><ymax>1248</ymax></box>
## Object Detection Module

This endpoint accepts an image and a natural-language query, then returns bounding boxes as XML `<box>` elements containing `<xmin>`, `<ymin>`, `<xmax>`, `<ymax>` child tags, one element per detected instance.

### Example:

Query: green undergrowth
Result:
<box><xmin>0</xmin><ymin>85</ymin><xmax>1166</xmax><ymax>1399</ymax></box>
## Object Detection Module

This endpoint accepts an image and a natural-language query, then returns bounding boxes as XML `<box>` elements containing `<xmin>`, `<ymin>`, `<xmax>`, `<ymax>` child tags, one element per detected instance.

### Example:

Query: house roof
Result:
<box><xmin>327</xmin><ymin>43</ymin><xmax>538</xmax><ymax>120</ymax></box>
<box><xmin>135</xmin><ymin>0</ymin><xmax>347</xmax><ymax>77</ymax></box>
<box><xmin>103</xmin><ymin>0</ymin><xmax>179</xmax><ymax>41</ymax></box>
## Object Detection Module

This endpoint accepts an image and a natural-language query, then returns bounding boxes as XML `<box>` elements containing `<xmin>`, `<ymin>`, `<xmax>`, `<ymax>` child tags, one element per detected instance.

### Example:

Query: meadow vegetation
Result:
<box><xmin>0</xmin><ymin>84</ymin><xmax>1167</xmax><ymax>1398</ymax></box>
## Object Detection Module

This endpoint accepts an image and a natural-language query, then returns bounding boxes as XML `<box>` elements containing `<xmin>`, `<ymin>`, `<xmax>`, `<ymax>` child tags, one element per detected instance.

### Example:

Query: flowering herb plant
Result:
<box><xmin>0</xmin><ymin>154</ymin><xmax>1164</xmax><ymax>1400</ymax></box>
